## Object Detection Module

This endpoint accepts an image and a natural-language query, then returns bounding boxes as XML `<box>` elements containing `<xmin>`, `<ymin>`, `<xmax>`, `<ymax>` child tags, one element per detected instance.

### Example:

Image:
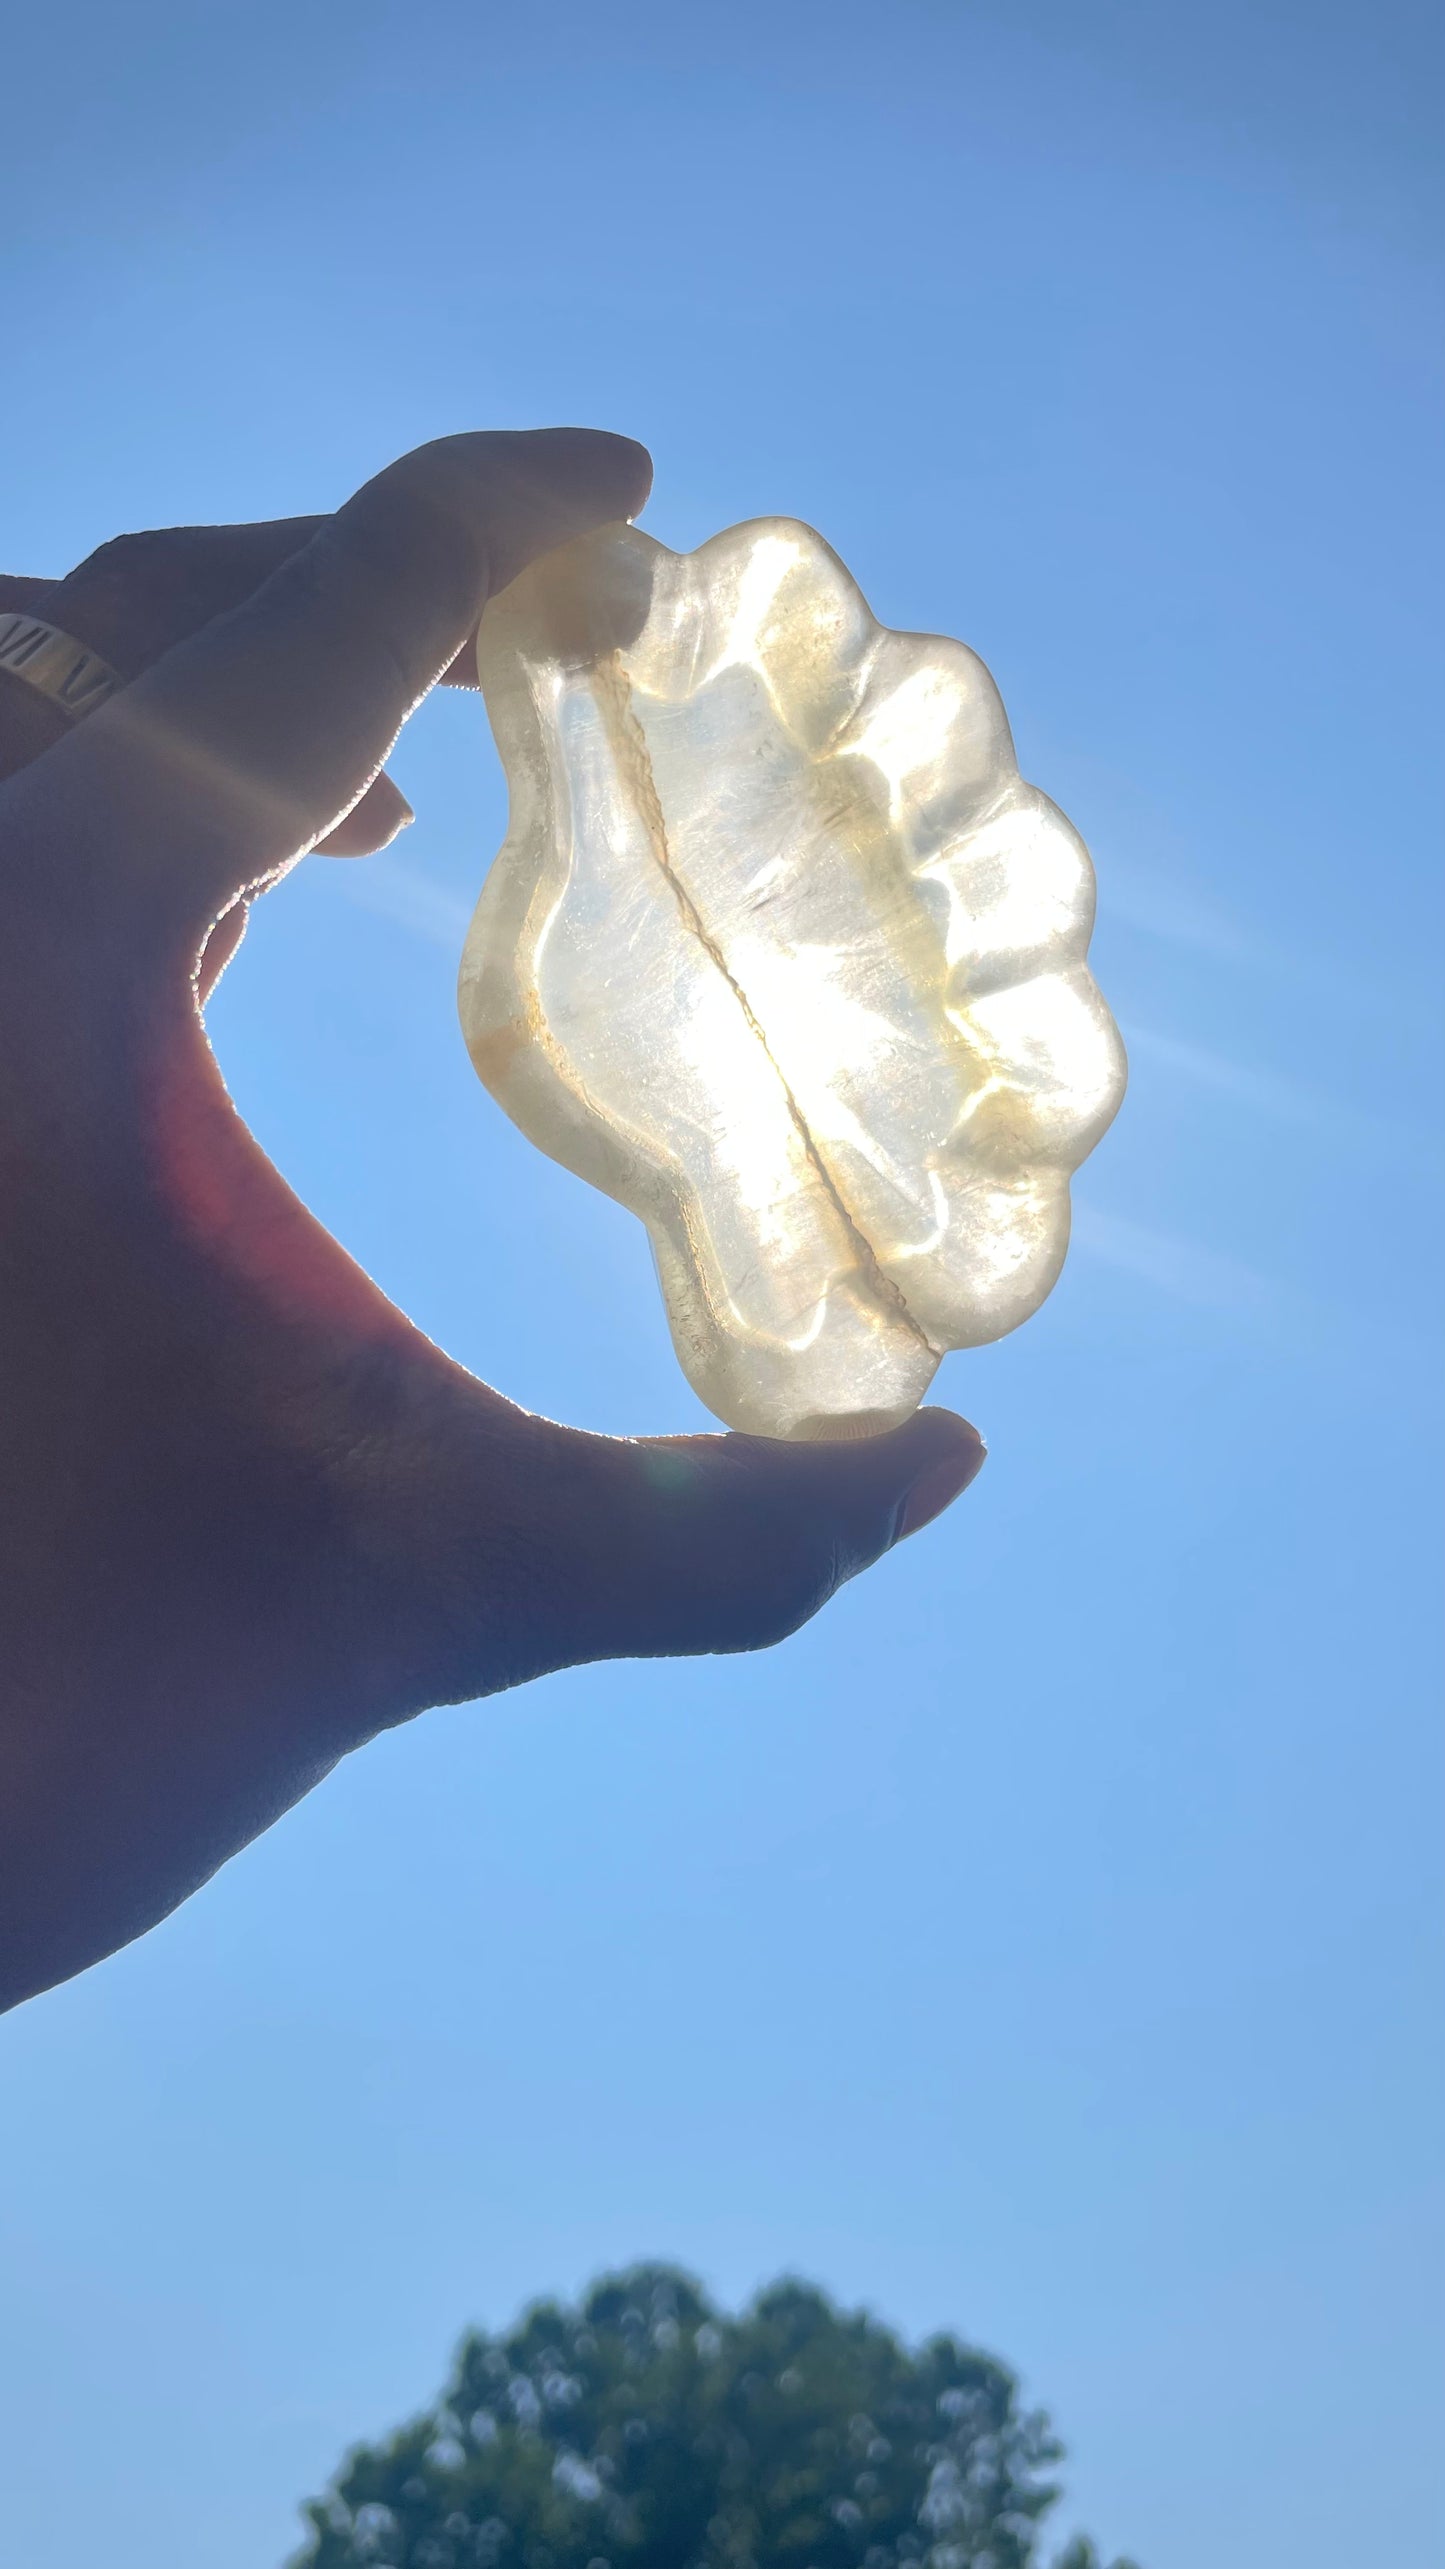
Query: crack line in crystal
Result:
<box><xmin>595</xmin><ymin>652</ymin><xmax>939</xmax><ymax>1361</ymax></box>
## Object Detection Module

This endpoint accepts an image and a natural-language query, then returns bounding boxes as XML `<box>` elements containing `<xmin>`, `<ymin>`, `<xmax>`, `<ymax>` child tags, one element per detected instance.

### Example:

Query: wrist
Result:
<box><xmin>0</xmin><ymin>664</ymin><xmax>71</xmax><ymax>782</ymax></box>
<box><xmin>0</xmin><ymin>593</ymin><xmax>127</xmax><ymax>784</ymax></box>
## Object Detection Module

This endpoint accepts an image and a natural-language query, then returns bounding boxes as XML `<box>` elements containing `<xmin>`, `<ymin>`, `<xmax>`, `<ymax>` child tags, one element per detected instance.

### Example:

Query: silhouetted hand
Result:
<box><xmin>0</xmin><ymin>431</ymin><xmax>984</xmax><ymax>2011</ymax></box>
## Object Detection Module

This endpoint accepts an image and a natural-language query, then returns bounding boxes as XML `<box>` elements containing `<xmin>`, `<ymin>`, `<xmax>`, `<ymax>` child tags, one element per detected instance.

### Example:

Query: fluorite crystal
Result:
<box><xmin>460</xmin><ymin>518</ymin><xmax>1125</xmax><ymax>1439</ymax></box>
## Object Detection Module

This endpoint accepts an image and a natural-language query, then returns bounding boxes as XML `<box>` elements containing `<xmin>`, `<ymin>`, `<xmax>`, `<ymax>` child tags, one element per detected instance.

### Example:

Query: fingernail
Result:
<box><xmin>894</xmin><ymin>1432</ymin><xmax>987</xmax><ymax>1542</ymax></box>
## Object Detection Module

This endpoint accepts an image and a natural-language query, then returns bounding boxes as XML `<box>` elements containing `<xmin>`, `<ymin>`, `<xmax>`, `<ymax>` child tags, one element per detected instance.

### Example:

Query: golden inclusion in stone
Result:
<box><xmin>460</xmin><ymin>518</ymin><xmax>1126</xmax><ymax>1439</ymax></box>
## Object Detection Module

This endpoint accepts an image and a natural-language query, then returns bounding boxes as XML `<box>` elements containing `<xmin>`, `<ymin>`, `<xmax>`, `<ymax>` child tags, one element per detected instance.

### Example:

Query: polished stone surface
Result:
<box><xmin>460</xmin><ymin>519</ymin><xmax>1126</xmax><ymax>1438</ymax></box>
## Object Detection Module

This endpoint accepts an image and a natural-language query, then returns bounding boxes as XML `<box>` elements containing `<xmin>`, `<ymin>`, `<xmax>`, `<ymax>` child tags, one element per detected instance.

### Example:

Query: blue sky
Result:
<box><xmin>2</xmin><ymin>4</ymin><xmax>1442</xmax><ymax>2564</ymax></box>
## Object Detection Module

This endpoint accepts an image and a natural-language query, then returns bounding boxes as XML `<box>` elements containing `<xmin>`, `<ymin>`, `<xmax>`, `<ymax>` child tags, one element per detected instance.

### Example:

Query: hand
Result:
<box><xmin>0</xmin><ymin>431</ymin><xmax>985</xmax><ymax>2012</ymax></box>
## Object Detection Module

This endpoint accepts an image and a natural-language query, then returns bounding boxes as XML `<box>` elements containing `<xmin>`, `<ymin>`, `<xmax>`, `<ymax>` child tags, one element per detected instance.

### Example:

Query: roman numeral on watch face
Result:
<box><xmin>0</xmin><ymin>613</ymin><xmax>123</xmax><ymax>719</ymax></box>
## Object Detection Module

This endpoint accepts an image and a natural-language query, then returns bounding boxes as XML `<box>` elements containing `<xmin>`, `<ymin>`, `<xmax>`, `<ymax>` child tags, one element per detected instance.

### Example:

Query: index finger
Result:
<box><xmin>56</xmin><ymin>515</ymin><xmax>494</xmax><ymax>694</ymax></box>
<box><xmin>9</xmin><ymin>429</ymin><xmax>652</xmax><ymax>939</ymax></box>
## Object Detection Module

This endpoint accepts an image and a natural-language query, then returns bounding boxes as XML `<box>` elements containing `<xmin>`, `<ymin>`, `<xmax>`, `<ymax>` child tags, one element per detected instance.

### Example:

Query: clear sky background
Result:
<box><xmin>2</xmin><ymin>4</ymin><xmax>1441</xmax><ymax>2565</ymax></box>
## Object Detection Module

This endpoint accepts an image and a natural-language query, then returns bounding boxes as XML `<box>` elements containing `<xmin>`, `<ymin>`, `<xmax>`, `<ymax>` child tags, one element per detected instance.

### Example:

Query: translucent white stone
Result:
<box><xmin>460</xmin><ymin>519</ymin><xmax>1126</xmax><ymax>1439</ymax></box>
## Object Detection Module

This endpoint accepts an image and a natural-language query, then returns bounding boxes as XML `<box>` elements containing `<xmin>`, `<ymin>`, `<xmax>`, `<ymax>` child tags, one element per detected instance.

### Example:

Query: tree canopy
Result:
<box><xmin>292</xmin><ymin>2265</ymin><xmax>1138</xmax><ymax>2569</ymax></box>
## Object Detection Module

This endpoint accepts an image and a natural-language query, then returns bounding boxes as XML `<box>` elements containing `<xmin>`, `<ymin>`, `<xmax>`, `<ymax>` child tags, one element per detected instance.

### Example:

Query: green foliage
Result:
<box><xmin>291</xmin><ymin>2265</ymin><xmax>1139</xmax><ymax>2569</ymax></box>
<box><xmin>1051</xmin><ymin>2550</ymin><xmax>1141</xmax><ymax>2569</ymax></box>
